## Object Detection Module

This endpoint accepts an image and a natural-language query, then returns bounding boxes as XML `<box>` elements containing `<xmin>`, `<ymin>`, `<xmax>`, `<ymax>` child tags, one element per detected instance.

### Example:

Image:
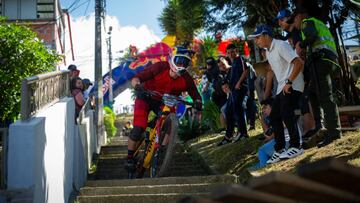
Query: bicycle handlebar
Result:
<box><xmin>134</xmin><ymin>84</ymin><xmax>194</xmax><ymax>107</ymax></box>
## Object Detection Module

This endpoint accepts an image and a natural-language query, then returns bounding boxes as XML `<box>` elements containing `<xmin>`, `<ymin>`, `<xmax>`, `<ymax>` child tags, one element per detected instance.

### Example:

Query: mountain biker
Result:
<box><xmin>125</xmin><ymin>47</ymin><xmax>202</xmax><ymax>175</ymax></box>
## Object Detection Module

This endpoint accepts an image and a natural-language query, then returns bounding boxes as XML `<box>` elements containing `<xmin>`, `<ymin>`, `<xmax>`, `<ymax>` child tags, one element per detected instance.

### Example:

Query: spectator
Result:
<box><xmin>246</xmin><ymin>62</ymin><xmax>257</xmax><ymax>130</ymax></box>
<box><xmin>227</xmin><ymin>44</ymin><xmax>250</xmax><ymax>142</ymax></box>
<box><xmin>122</xmin><ymin>121</ymin><xmax>133</xmax><ymax>137</ymax></box>
<box><xmin>276</xmin><ymin>8</ymin><xmax>317</xmax><ymax>138</ymax></box>
<box><xmin>204</xmin><ymin>57</ymin><xmax>220</xmax><ymax>87</ymax></box>
<box><xmin>217</xmin><ymin>44</ymin><xmax>249</xmax><ymax>146</ymax></box>
<box><xmin>215</xmin><ymin>57</ymin><xmax>232</xmax><ymax>131</ymax></box>
<box><xmin>291</xmin><ymin>8</ymin><xmax>341</xmax><ymax>147</ymax></box>
<box><xmin>250</xmin><ymin>98</ymin><xmax>291</xmax><ymax>170</ymax></box>
<box><xmin>68</xmin><ymin>64</ymin><xmax>79</xmax><ymax>80</ymax></box>
<box><xmin>249</xmin><ymin>24</ymin><xmax>304</xmax><ymax>163</ymax></box>
<box><xmin>70</xmin><ymin>77</ymin><xmax>85</xmax><ymax>122</ymax></box>
<box><xmin>212</xmin><ymin>57</ymin><xmax>231</xmax><ymax>109</ymax></box>
<box><xmin>200</xmin><ymin>74</ymin><xmax>212</xmax><ymax>102</ymax></box>
<box><xmin>275</xmin><ymin>9</ymin><xmax>303</xmax><ymax>56</ymax></box>
<box><xmin>220</xmin><ymin>78</ymin><xmax>231</xmax><ymax>131</ymax></box>
<box><xmin>82</xmin><ymin>78</ymin><xmax>93</xmax><ymax>101</ymax></box>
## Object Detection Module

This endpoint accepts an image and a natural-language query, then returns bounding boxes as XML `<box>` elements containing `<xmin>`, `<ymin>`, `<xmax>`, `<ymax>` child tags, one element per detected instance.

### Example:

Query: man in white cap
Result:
<box><xmin>249</xmin><ymin>25</ymin><xmax>305</xmax><ymax>163</ymax></box>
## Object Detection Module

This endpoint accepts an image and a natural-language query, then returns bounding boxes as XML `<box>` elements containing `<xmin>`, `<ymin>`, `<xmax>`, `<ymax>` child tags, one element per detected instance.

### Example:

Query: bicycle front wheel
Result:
<box><xmin>151</xmin><ymin>113</ymin><xmax>178</xmax><ymax>177</ymax></box>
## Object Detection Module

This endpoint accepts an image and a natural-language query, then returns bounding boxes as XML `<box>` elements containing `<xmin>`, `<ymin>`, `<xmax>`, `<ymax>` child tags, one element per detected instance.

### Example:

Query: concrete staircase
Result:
<box><xmin>78</xmin><ymin>175</ymin><xmax>236</xmax><ymax>203</ymax></box>
<box><xmin>76</xmin><ymin>136</ymin><xmax>237</xmax><ymax>203</ymax></box>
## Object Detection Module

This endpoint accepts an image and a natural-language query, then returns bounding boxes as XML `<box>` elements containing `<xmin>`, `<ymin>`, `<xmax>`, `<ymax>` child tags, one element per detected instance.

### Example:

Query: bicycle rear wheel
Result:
<box><xmin>151</xmin><ymin>113</ymin><xmax>178</xmax><ymax>177</ymax></box>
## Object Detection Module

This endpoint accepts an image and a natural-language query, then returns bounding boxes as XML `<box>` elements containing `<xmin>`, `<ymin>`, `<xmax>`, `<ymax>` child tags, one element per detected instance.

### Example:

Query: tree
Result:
<box><xmin>204</xmin><ymin>0</ymin><xmax>288</xmax><ymax>35</ymax></box>
<box><xmin>159</xmin><ymin>0</ymin><xmax>206</xmax><ymax>45</ymax></box>
<box><xmin>292</xmin><ymin>0</ymin><xmax>360</xmax><ymax>104</ymax></box>
<box><xmin>0</xmin><ymin>18</ymin><xmax>61</xmax><ymax>126</ymax></box>
<box><xmin>203</xmin><ymin>0</ymin><xmax>360</xmax><ymax>104</ymax></box>
<box><xmin>198</xmin><ymin>36</ymin><xmax>218</xmax><ymax>65</ymax></box>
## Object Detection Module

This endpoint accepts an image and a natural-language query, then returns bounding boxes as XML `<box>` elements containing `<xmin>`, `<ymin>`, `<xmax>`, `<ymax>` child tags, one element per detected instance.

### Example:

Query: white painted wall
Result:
<box><xmin>7</xmin><ymin>97</ymin><xmax>99</xmax><ymax>203</ymax></box>
<box><xmin>8</xmin><ymin>118</ymin><xmax>44</xmax><ymax>188</ymax></box>
<box><xmin>35</xmin><ymin>97</ymin><xmax>75</xmax><ymax>203</ymax></box>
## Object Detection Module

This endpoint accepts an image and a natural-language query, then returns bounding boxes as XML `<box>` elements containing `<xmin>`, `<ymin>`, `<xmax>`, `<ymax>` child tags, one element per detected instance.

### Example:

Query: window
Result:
<box><xmin>4</xmin><ymin>0</ymin><xmax>37</xmax><ymax>19</ymax></box>
<box><xmin>0</xmin><ymin>0</ymin><xmax>2</xmax><ymax>16</ymax></box>
<box><xmin>37</xmin><ymin>0</ymin><xmax>54</xmax><ymax>19</ymax></box>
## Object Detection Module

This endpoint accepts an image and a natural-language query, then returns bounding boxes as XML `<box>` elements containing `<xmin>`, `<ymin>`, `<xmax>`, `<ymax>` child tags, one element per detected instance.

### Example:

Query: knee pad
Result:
<box><xmin>129</xmin><ymin>126</ymin><xmax>145</xmax><ymax>142</ymax></box>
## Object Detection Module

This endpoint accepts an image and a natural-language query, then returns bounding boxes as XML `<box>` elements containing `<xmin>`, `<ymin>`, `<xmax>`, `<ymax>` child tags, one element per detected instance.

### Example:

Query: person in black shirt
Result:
<box><xmin>217</xmin><ymin>44</ymin><xmax>249</xmax><ymax>146</ymax></box>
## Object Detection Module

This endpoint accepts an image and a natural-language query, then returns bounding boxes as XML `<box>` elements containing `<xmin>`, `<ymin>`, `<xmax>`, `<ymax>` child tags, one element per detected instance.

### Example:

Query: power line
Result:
<box><xmin>83</xmin><ymin>0</ymin><xmax>92</xmax><ymax>16</ymax></box>
<box><xmin>67</xmin><ymin>0</ymin><xmax>81</xmax><ymax>11</ymax></box>
<box><xmin>30</xmin><ymin>0</ymin><xmax>91</xmax><ymax>30</ymax></box>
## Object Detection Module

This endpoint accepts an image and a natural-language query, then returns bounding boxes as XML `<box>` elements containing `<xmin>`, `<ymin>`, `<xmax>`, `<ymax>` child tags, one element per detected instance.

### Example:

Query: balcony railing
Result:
<box><xmin>21</xmin><ymin>70</ymin><xmax>70</xmax><ymax>120</ymax></box>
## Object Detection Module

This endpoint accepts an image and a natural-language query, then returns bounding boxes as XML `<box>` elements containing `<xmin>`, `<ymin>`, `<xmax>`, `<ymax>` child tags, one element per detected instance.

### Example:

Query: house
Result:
<box><xmin>345</xmin><ymin>45</ymin><xmax>360</xmax><ymax>64</ymax></box>
<box><xmin>0</xmin><ymin>0</ymin><xmax>74</xmax><ymax>67</ymax></box>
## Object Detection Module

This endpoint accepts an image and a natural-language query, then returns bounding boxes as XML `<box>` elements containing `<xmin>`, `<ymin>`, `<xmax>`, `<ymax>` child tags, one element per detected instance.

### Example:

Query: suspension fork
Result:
<box><xmin>142</xmin><ymin>116</ymin><xmax>166</xmax><ymax>169</ymax></box>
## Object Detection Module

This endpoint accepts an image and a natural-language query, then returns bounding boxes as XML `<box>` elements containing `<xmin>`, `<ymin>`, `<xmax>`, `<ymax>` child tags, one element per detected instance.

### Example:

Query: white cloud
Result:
<box><xmin>64</xmin><ymin>13</ymin><xmax>161</xmax><ymax>106</ymax></box>
<box><xmin>65</xmin><ymin>13</ymin><xmax>160</xmax><ymax>80</ymax></box>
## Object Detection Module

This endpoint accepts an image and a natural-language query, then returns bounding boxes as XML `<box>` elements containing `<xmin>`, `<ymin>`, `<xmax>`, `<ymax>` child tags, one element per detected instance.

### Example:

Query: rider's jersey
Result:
<box><xmin>135</xmin><ymin>61</ymin><xmax>201</xmax><ymax>102</ymax></box>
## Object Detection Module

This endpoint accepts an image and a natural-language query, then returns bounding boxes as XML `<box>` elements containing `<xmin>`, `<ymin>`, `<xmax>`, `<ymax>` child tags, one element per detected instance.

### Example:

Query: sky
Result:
<box><xmin>59</xmin><ymin>0</ymin><xmax>167</xmax><ymax>107</ymax></box>
<box><xmin>58</xmin><ymin>0</ymin><xmax>360</xmax><ymax>108</ymax></box>
<box><xmin>60</xmin><ymin>0</ymin><xmax>166</xmax><ymax>38</ymax></box>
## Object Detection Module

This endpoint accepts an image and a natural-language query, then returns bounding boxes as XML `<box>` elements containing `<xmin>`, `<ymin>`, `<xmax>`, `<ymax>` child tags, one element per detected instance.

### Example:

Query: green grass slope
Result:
<box><xmin>186</xmin><ymin>127</ymin><xmax>360</xmax><ymax>184</ymax></box>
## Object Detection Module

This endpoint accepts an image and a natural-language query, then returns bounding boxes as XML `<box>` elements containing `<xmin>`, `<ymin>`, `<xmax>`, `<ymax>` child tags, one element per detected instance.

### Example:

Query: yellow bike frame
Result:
<box><xmin>142</xmin><ymin>105</ymin><xmax>172</xmax><ymax>169</ymax></box>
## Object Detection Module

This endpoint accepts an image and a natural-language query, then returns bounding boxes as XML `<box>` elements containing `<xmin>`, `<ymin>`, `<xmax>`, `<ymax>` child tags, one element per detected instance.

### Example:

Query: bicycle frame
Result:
<box><xmin>131</xmin><ymin>90</ymin><xmax>192</xmax><ymax>178</ymax></box>
<box><xmin>142</xmin><ymin>105</ymin><xmax>172</xmax><ymax>170</ymax></box>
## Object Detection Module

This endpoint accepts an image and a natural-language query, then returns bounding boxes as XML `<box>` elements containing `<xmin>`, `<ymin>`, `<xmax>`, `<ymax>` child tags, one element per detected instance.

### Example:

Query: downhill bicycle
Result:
<box><xmin>129</xmin><ymin>86</ymin><xmax>193</xmax><ymax>179</ymax></box>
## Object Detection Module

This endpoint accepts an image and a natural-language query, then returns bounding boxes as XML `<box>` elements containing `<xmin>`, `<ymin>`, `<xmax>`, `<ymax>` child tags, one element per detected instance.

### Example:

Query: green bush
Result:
<box><xmin>0</xmin><ymin>17</ymin><xmax>61</xmax><ymax>126</ymax></box>
<box><xmin>178</xmin><ymin>100</ymin><xmax>221</xmax><ymax>141</ymax></box>
<box><xmin>201</xmin><ymin>100</ymin><xmax>221</xmax><ymax>131</ymax></box>
<box><xmin>104</xmin><ymin>106</ymin><xmax>117</xmax><ymax>137</ymax></box>
<box><xmin>178</xmin><ymin>115</ymin><xmax>201</xmax><ymax>142</ymax></box>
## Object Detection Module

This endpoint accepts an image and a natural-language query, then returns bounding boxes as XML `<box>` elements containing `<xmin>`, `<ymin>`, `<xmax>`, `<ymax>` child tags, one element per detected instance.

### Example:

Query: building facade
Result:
<box><xmin>0</xmin><ymin>0</ymin><xmax>74</xmax><ymax>66</ymax></box>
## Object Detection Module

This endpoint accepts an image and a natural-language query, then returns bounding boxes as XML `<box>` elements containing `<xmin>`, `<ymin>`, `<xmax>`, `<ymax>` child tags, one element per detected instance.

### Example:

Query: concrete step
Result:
<box><xmin>85</xmin><ymin>175</ymin><xmax>237</xmax><ymax>187</ymax></box>
<box><xmin>77</xmin><ymin>139</ymin><xmax>231</xmax><ymax>203</ymax></box>
<box><xmin>100</xmin><ymin>148</ymin><xmax>127</xmax><ymax>155</ymax></box>
<box><xmin>98</xmin><ymin>155</ymin><xmax>127</xmax><ymax>163</ymax></box>
<box><xmin>99</xmin><ymin>153</ymin><xmax>127</xmax><ymax>158</ymax></box>
<box><xmin>95</xmin><ymin>157</ymin><xmax>125</xmax><ymax>167</ymax></box>
<box><xmin>0</xmin><ymin>189</ymin><xmax>33</xmax><ymax>203</ymax></box>
<box><xmin>80</xmin><ymin>183</ymin><xmax>226</xmax><ymax>196</ymax></box>
<box><xmin>77</xmin><ymin>192</ymin><xmax>208</xmax><ymax>203</ymax></box>
<box><xmin>95</xmin><ymin>166</ymin><xmax>207</xmax><ymax>174</ymax></box>
<box><xmin>94</xmin><ymin>170</ymin><xmax>208</xmax><ymax>180</ymax></box>
<box><xmin>95</xmin><ymin>163</ymin><xmax>202</xmax><ymax>171</ymax></box>
<box><xmin>162</xmin><ymin>169</ymin><xmax>209</xmax><ymax>175</ymax></box>
<box><xmin>94</xmin><ymin>175</ymin><xmax>126</xmax><ymax>180</ymax></box>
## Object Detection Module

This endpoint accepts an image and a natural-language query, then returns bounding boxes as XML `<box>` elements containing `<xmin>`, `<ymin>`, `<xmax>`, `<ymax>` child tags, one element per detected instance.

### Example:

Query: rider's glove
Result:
<box><xmin>194</xmin><ymin>99</ymin><xmax>203</xmax><ymax>111</ymax></box>
<box><xmin>134</xmin><ymin>84</ymin><xmax>148</xmax><ymax>99</ymax></box>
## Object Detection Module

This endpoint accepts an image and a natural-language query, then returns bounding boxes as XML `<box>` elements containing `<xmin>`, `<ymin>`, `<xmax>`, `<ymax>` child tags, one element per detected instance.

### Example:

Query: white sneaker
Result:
<box><xmin>266</xmin><ymin>149</ymin><xmax>285</xmax><ymax>164</ymax></box>
<box><xmin>279</xmin><ymin>147</ymin><xmax>304</xmax><ymax>159</ymax></box>
<box><xmin>233</xmin><ymin>133</ymin><xmax>249</xmax><ymax>142</ymax></box>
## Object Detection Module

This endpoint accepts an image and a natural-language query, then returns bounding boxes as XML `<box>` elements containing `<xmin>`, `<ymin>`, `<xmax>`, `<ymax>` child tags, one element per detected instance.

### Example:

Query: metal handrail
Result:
<box><xmin>21</xmin><ymin>70</ymin><xmax>70</xmax><ymax>120</ymax></box>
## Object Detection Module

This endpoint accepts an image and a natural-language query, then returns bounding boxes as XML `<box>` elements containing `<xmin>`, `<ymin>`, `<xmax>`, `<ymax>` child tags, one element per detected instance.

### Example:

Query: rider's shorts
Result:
<box><xmin>133</xmin><ymin>98</ymin><xmax>161</xmax><ymax>129</ymax></box>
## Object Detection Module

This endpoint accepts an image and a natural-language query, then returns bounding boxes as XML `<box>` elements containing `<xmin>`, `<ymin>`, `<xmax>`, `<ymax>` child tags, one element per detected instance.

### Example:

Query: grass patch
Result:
<box><xmin>186</xmin><ymin>124</ymin><xmax>360</xmax><ymax>184</ymax></box>
<box><xmin>89</xmin><ymin>162</ymin><xmax>97</xmax><ymax>174</ymax></box>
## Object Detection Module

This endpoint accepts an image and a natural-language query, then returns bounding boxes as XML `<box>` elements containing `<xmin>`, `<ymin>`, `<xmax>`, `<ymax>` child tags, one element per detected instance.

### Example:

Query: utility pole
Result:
<box><xmin>95</xmin><ymin>0</ymin><xmax>105</xmax><ymax>146</ymax></box>
<box><xmin>107</xmin><ymin>26</ymin><xmax>113</xmax><ymax>109</ymax></box>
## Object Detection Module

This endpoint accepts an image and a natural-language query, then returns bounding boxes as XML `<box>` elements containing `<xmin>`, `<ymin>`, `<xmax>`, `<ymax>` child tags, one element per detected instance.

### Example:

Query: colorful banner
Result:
<box><xmin>100</xmin><ymin>42</ymin><xmax>173</xmax><ymax>106</ymax></box>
